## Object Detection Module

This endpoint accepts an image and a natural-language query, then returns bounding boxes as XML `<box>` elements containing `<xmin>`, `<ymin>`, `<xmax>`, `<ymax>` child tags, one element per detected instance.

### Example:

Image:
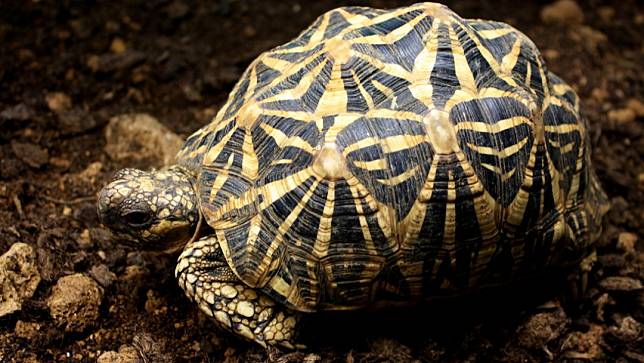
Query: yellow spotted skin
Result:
<box><xmin>98</xmin><ymin>167</ymin><xmax>200</xmax><ymax>252</ymax></box>
<box><xmin>176</xmin><ymin>236</ymin><xmax>301</xmax><ymax>349</ymax></box>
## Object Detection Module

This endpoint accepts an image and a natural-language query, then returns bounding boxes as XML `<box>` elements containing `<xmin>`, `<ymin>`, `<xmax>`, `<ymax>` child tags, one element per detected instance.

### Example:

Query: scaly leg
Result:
<box><xmin>175</xmin><ymin>235</ymin><xmax>302</xmax><ymax>349</ymax></box>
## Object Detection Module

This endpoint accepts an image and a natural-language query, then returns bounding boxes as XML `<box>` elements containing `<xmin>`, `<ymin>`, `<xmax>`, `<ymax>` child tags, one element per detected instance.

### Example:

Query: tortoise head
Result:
<box><xmin>97</xmin><ymin>166</ymin><xmax>200</xmax><ymax>253</ymax></box>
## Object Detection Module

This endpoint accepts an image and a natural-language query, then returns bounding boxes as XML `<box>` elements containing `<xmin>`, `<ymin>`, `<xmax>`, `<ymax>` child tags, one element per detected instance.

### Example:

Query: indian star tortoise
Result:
<box><xmin>97</xmin><ymin>2</ymin><xmax>609</xmax><ymax>349</ymax></box>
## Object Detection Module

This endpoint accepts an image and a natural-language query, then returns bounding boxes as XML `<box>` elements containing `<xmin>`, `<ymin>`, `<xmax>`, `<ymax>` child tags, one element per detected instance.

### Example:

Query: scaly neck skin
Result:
<box><xmin>97</xmin><ymin>165</ymin><xmax>201</xmax><ymax>253</ymax></box>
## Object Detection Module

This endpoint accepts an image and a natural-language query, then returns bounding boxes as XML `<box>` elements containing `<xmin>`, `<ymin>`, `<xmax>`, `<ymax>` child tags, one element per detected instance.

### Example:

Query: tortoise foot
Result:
<box><xmin>176</xmin><ymin>235</ymin><xmax>303</xmax><ymax>349</ymax></box>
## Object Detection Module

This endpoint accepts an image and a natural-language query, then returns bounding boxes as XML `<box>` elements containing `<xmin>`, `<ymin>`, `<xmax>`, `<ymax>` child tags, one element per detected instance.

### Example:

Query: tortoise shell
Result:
<box><xmin>177</xmin><ymin>3</ymin><xmax>607</xmax><ymax>312</ymax></box>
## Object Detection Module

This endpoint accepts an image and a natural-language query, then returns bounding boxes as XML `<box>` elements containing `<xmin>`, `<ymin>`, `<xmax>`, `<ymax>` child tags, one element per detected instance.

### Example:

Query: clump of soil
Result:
<box><xmin>0</xmin><ymin>1</ymin><xmax>642</xmax><ymax>362</ymax></box>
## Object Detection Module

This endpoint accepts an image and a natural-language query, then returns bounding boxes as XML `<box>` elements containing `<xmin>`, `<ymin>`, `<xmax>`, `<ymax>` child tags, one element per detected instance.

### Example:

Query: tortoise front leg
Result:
<box><xmin>176</xmin><ymin>235</ymin><xmax>302</xmax><ymax>349</ymax></box>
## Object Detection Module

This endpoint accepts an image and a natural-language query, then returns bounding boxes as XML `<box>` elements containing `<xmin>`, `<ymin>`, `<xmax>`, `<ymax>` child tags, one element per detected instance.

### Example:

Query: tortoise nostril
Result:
<box><xmin>121</xmin><ymin>210</ymin><xmax>152</xmax><ymax>227</ymax></box>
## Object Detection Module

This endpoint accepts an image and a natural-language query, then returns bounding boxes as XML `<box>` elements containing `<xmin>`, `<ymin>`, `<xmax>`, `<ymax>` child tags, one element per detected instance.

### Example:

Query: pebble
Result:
<box><xmin>110</xmin><ymin>37</ymin><xmax>127</xmax><ymax>54</ymax></box>
<box><xmin>638</xmin><ymin>173</ymin><xmax>644</xmax><ymax>191</ymax></box>
<box><xmin>626</xmin><ymin>98</ymin><xmax>644</xmax><ymax>117</ymax></box>
<box><xmin>45</xmin><ymin>92</ymin><xmax>72</xmax><ymax>113</ymax></box>
<box><xmin>1</xmin><ymin>103</ymin><xmax>35</xmax><ymax>122</ymax></box>
<box><xmin>540</xmin><ymin>0</ymin><xmax>584</xmax><ymax>25</ymax></box>
<box><xmin>0</xmin><ymin>242</ymin><xmax>41</xmax><ymax>317</ymax></box>
<box><xmin>605</xmin><ymin>316</ymin><xmax>642</xmax><ymax>344</ymax></box>
<box><xmin>599</xmin><ymin>276</ymin><xmax>643</xmax><ymax>292</ymax></box>
<box><xmin>570</xmin><ymin>26</ymin><xmax>607</xmax><ymax>51</ymax></box>
<box><xmin>591</xmin><ymin>88</ymin><xmax>608</xmax><ymax>102</ymax></box>
<box><xmin>616</xmin><ymin>232</ymin><xmax>637</xmax><ymax>253</ymax></box>
<box><xmin>561</xmin><ymin>324</ymin><xmax>603</xmax><ymax>360</ymax></box>
<box><xmin>11</xmin><ymin>141</ymin><xmax>49</xmax><ymax>168</ymax></box>
<box><xmin>77</xmin><ymin>228</ymin><xmax>92</xmax><ymax>249</ymax></box>
<box><xmin>97</xmin><ymin>346</ymin><xmax>141</xmax><ymax>363</ymax></box>
<box><xmin>89</xmin><ymin>264</ymin><xmax>117</xmax><ymax>288</ymax></box>
<box><xmin>132</xmin><ymin>333</ymin><xmax>172</xmax><ymax>362</ymax></box>
<box><xmin>56</xmin><ymin>107</ymin><xmax>103</xmax><ymax>136</ymax></box>
<box><xmin>49</xmin><ymin>156</ymin><xmax>72</xmax><ymax>169</ymax></box>
<box><xmin>542</xmin><ymin>49</ymin><xmax>560</xmax><ymax>61</ymax></box>
<box><xmin>47</xmin><ymin>273</ymin><xmax>103</xmax><ymax>332</ymax></box>
<box><xmin>164</xmin><ymin>1</ymin><xmax>190</xmax><ymax>19</ymax></box>
<box><xmin>144</xmin><ymin>289</ymin><xmax>167</xmax><ymax>314</ymax></box>
<box><xmin>608</xmin><ymin>108</ymin><xmax>636</xmax><ymax>124</ymax></box>
<box><xmin>87</xmin><ymin>50</ymin><xmax>146</xmax><ymax>74</ymax></box>
<box><xmin>104</xmin><ymin>113</ymin><xmax>183</xmax><ymax>167</ymax></box>
<box><xmin>515</xmin><ymin>305</ymin><xmax>568</xmax><ymax>349</ymax></box>
<box><xmin>597</xmin><ymin>6</ymin><xmax>615</xmax><ymax>22</ymax></box>
<box><xmin>78</xmin><ymin>161</ymin><xmax>103</xmax><ymax>183</ymax></box>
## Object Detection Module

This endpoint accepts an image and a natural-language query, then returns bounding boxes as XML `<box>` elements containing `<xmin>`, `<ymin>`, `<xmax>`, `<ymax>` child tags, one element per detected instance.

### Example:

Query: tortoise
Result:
<box><xmin>97</xmin><ymin>2</ymin><xmax>609</xmax><ymax>349</ymax></box>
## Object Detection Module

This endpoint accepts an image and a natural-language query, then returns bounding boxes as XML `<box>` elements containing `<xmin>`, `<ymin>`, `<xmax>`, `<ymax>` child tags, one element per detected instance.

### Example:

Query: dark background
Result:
<box><xmin>0</xmin><ymin>1</ymin><xmax>642</xmax><ymax>362</ymax></box>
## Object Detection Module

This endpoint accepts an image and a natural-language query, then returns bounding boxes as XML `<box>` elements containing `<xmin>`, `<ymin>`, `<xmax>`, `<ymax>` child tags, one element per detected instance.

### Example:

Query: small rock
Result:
<box><xmin>0</xmin><ymin>243</ymin><xmax>41</xmax><ymax>317</ymax></box>
<box><xmin>570</xmin><ymin>26</ymin><xmax>607</xmax><ymax>51</ymax></box>
<box><xmin>243</xmin><ymin>25</ymin><xmax>257</xmax><ymax>38</ymax></box>
<box><xmin>120</xmin><ymin>265</ymin><xmax>149</xmax><ymax>282</ymax></box>
<box><xmin>561</xmin><ymin>324</ymin><xmax>603</xmax><ymax>360</ymax></box>
<box><xmin>541</xmin><ymin>0</ymin><xmax>584</xmax><ymax>25</ymax></box>
<box><xmin>11</xmin><ymin>141</ymin><xmax>49</xmax><ymax>168</ymax></box>
<box><xmin>626</xmin><ymin>98</ymin><xmax>644</xmax><ymax>117</ymax></box>
<box><xmin>97</xmin><ymin>345</ymin><xmax>141</xmax><ymax>363</ymax></box>
<box><xmin>90</xmin><ymin>264</ymin><xmax>117</xmax><ymax>288</ymax></box>
<box><xmin>599</xmin><ymin>276</ymin><xmax>643</xmax><ymax>292</ymax></box>
<box><xmin>636</xmin><ymin>13</ymin><xmax>644</xmax><ymax>25</ymax></box>
<box><xmin>49</xmin><ymin>156</ymin><xmax>72</xmax><ymax>169</ymax></box>
<box><xmin>56</xmin><ymin>107</ymin><xmax>103</xmax><ymax>135</ymax></box>
<box><xmin>1</xmin><ymin>103</ymin><xmax>35</xmax><ymax>122</ymax></box>
<box><xmin>608</xmin><ymin>108</ymin><xmax>636</xmax><ymax>124</ymax></box>
<box><xmin>616</xmin><ymin>232</ymin><xmax>637</xmax><ymax>253</ymax></box>
<box><xmin>132</xmin><ymin>333</ymin><xmax>172</xmax><ymax>362</ymax></box>
<box><xmin>97</xmin><ymin>250</ymin><xmax>107</xmax><ymax>261</ymax></box>
<box><xmin>62</xmin><ymin>206</ymin><xmax>73</xmax><ymax>216</ymax></box>
<box><xmin>515</xmin><ymin>305</ymin><xmax>568</xmax><ymax>350</ymax></box>
<box><xmin>45</xmin><ymin>92</ymin><xmax>72</xmax><ymax>113</ymax></box>
<box><xmin>591</xmin><ymin>88</ymin><xmax>608</xmax><ymax>102</ymax></box>
<box><xmin>110</xmin><ymin>37</ymin><xmax>127</xmax><ymax>54</ymax></box>
<box><xmin>87</xmin><ymin>50</ymin><xmax>146</xmax><ymax>73</ymax></box>
<box><xmin>597</xmin><ymin>6</ymin><xmax>615</xmax><ymax>22</ymax></box>
<box><xmin>144</xmin><ymin>289</ymin><xmax>167</xmax><ymax>314</ymax></box>
<box><xmin>638</xmin><ymin>173</ymin><xmax>644</xmax><ymax>191</ymax></box>
<box><xmin>604</xmin><ymin>316</ymin><xmax>642</xmax><ymax>344</ymax></box>
<box><xmin>104</xmin><ymin>113</ymin><xmax>183</xmax><ymax>167</ymax></box>
<box><xmin>47</xmin><ymin>273</ymin><xmax>103</xmax><ymax>332</ymax></box>
<box><xmin>14</xmin><ymin>320</ymin><xmax>42</xmax><ymax>340</ymax></box>
<box><xmin>77</xmin><ymin>228</ymin><xmax>92</xmax><ymax>249</ymax></box>
<box><xmin>78</xmin><ymin>161</ymin><xmax>103</xmax><ymax>183</ymax></box>
<box><xmin>164</xmin><ymin>1</ymin><xmax>190</xmax><ymax>19</ymax></box>
<box><xmin>542</xmin><ymin>49</ymin><xmax>560</xmax><ymax>61</ymax></box>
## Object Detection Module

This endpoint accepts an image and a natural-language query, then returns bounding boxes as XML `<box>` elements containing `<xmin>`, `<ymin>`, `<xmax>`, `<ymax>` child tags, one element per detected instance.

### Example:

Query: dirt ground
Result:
<box><xmin>0</xmin><ymin>0</ymin><xmax>642</xmax><ymax>362</ymax></box>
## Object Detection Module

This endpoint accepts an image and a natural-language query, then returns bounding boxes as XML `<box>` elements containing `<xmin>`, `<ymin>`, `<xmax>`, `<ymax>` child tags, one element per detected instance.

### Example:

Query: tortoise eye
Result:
<box><xmin>122</xmin><ymin>210</ymin><xmax>152</xmax><ymax>227</ymax></box>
